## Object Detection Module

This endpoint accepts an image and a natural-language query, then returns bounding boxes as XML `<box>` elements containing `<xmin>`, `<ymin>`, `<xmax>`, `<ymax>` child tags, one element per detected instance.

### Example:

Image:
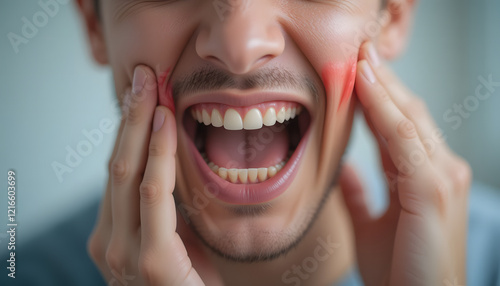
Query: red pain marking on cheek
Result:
<box><xmin>321</xmin><ymin>63</ymin><xmax>337</xmax><ymax>95</ymax></box>
<box><xmin>340</xmin><ymin>60</ymin><xmax>357</xmax><ymax>110</ymax></box>
<box><xmin>321</xmin><ymin>58</ymin><xmax>357</xmax><ymax>111</ymax></box>
<box><xmin>157</xmin><ymin>68</ymin><xmax>175</xmax><ymax>113</ymax></box>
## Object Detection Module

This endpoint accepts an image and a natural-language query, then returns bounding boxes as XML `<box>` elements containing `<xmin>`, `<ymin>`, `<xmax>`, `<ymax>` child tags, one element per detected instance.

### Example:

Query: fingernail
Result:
<box><xmin>367</xmin><ymin>43</ymin><xmax>380</xmax><ymax>67</ymax></box>
<box><xmin>132</xmin><ymin>66</ymin><xmax>147</xmax><ymax>94</ymax></box>
<box><xmin>152</xmin><ymin>108</ymin><xmax>165</xmax><ymax>132</ymax></box>
<box><xmin>361</xmin><ymin>61</ymin><xmax>377</xmax><ymax>84</ymax></box>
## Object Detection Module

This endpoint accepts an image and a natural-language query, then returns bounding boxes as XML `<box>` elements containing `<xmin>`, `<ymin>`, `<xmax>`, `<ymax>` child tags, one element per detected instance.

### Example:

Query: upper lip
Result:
<box><xmin>177</xmin><ymin>91</ymin><xmax>314</xmax><ymax>119</ymax></box>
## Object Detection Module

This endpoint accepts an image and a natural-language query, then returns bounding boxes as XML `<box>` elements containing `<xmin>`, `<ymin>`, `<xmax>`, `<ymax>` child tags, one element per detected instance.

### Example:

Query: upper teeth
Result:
<box><xmin>191</xmin><ymin>105</ymin><xmax>302</xmax><ymax>130</ymax></box>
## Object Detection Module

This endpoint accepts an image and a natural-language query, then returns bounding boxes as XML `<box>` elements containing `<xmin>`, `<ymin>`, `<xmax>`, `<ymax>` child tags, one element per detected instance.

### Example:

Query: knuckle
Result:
<box><xmin>148</xmin><ymin>143</ymin><xmax>165</xmax><ymax>157</ymax></box>
<box><xmin>396</xmin><ymin>118</ymin><xmax>418</xmax><ymax>140</ymax></box>
<box><xmin>138</xmin><ymin>251</ymin><xmax>161</xmax><ymax>285</ymax></box>
<box><xmin>450</xmin><ymin>158</ymin><xmax>473</xmax><ymax>189</ymax></box>
<box><xmin>111</xmin><ymin>159</ymin><xmax>129</xmax><ymax>185</ymax></box>
<box><xmin>87</xmin><ymin>233</ymin><xmax>106</xmax><ymax>264</ymax></box>
<box><xmin>421</xmin><ymin>137</ymin><xmax>437</xmax><ymax>155</ymax></box>
<box><xmin>140</xmin><ymin>180</ymin><xmax>161</xmax><ymax>205</ymax></box>
<box><xmin>105</xmin><ymin>243</ymin><xmax>126</xmax><ymax>271</ymax></box>
<box><xmin>107</xmin><ymin>158</ymin><xmax>115</xmax><ymax>175</ymax></box>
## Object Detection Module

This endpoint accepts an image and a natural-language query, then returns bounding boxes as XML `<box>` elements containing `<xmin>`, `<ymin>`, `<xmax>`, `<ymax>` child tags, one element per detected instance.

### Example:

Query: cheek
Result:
<box><xmin>105</xmin><ymin>9</ymin><xmax>197</xmax><ymax>102</ymax></box>
<box><xmin>321</xmin><ymin>57</ymin><xmax>357</xmax><ymax>111</ymax></box>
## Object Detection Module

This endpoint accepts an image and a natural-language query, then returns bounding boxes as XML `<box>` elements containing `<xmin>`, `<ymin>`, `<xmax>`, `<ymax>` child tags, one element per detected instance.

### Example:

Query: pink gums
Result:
<box><xmin>321</xmin><ymin>58</ymin><xmax>357</xmax><ymax>111</ymax></box>
<box><xmin>158</xmin><ymin>67</ymin><xmax>175</xmax><ymax>113</ymax></box>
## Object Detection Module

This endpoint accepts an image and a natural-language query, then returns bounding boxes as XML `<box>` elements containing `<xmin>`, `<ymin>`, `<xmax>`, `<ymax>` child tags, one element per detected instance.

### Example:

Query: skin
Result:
<box><xmin>77</xmin><ymin>0</ymin><xmax>471</xmax><ymax>285</ymax></box>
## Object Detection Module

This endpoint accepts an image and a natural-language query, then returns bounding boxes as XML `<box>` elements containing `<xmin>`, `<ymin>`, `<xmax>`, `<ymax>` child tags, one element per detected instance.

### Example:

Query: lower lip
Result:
<box><xmin>186</xmin><ymin>129</ymin><xmax>311</xmax><ymax>205</ymax></box>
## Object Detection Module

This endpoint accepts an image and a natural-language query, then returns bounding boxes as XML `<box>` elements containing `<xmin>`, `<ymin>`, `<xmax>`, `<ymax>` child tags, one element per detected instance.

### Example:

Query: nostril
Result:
<box><xmin>255</xmin><ymin>55</ymin><xmax>274</xmax><ymax>66</ymax></box>
<box><xmin>206</xmin><ymin>55</ymin><xmax>219</xmax><ymax>62</ymax></box>
<box><xmin>204</xmin><ymin>55</ymin><xmax>224</xmax><ymax>67</ymax></box>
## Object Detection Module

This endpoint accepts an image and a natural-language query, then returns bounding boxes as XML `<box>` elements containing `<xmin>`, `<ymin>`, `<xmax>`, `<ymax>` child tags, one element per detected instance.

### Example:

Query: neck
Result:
<box><xmin>209</xmin><ymin>187</ymin><xmax>355</xmax><ymax>286</ymax></box>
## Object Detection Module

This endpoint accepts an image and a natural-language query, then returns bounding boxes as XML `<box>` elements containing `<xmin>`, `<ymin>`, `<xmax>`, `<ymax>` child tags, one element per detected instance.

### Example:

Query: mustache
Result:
<box><xmin>172</xmin><ymin>66</ymin><xmax>319</xmax><ymax>100</ymax></box>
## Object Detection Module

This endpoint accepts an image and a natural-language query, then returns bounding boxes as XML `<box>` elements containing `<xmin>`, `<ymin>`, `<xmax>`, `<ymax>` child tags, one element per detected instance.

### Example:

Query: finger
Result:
<box><xmin>360</xmin><ymin>109</ymin><xmax>400</xmax><ymax>204</ymax></box>
<box><xmin>111</xmin><ymin>65</ymin><xmax>158</xmax><ymax>237</ymax></box>
<box><xmin>140</xmin><ymin>106</ymin><xmax>177</xmax><ymax>244</ymax></box>
<box><xmin>340</xmin><ymin>164</ymin><xmax>372</xmax><ymax>225</ymax></box>
<box><xmin>87</xmin><ymin>93</ymin><xmax>128</xmax><ymax>274</ymax></box>
<box><xmin>355</xmin><ymin>60</ymin><xmax>441</xmax><ymax>213</ymax></box>
<box><xmin>97</xmin><ymin>117</ymin><xmax>126</xmax><ymax>228</ymax></box>
<box><xmin>359</xmin><ymin>42</ymin><xmax>446</xmax><ymax>157</ymax></box>
<box><xmin>94</xmin><ymin>89</ymin><xmax>130</xmax><ymax>229</ymax></box>
<box><xmin>356</xmin><ymin>60</ymin><xmax>424</xmax><ymax>161</ymax></box>
<box><xmin>139</xmin><ymin>107</ymin><xmax>203</xmax><ymax>285</ymax></box>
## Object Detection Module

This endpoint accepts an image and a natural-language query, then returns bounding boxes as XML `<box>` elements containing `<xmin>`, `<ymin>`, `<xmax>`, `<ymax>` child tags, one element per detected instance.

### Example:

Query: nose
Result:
<box><xmin>196</xmin><ymin>1</ymin><xmax>285</xmax><ymax>74</ymax></box>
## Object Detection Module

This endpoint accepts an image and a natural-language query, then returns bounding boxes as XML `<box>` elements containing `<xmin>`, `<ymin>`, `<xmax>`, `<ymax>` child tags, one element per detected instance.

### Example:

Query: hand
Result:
<box><xmin>87</xmin><ymin>65</ymin><xmax>213</xmax><ymax>285</ymax></box>
<box><xmin>340</xmin><ymin>42</ymin><xmax>471</xmax><ymax>286</ymax></box>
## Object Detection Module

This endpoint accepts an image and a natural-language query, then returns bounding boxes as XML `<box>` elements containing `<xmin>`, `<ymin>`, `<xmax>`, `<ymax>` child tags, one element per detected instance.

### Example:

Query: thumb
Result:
<box><xmin>339</xmin><ymin>164</ymin><xmax>372</xmax><ymax>226</ymax></box>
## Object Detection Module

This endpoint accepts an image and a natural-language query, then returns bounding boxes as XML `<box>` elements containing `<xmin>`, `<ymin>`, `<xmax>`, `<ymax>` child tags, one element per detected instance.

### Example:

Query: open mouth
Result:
<box><xmin>182</xmin><ymin>96</ymin><xmax>312</xmax><ymax>204</ymax></box>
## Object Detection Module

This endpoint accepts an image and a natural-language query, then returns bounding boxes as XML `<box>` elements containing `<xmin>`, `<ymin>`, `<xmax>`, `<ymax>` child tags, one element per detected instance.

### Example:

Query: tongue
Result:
<box><xmin>205</xmin><ymin>125</ymin><xmax>289</xmax><ymax>169</ymax></box>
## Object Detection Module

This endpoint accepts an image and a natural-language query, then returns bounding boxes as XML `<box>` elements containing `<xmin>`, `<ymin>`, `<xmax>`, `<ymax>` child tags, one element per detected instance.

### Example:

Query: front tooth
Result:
<box><xmin>257</xmin><ymin>168</ymin><xmax>268</xmax><ymax>182</ymax></box>
<box><xmin>276</xmin><ymin>107</ymin><xmax>286</xmax><ymax>123</ymax></box>
<box><xmin>211</xmin><ymin>109</ymin><xmax>223</xmax><ymax>127</ymax></box>
<box><xmin>243</xmin><ymin>108</ymin><xmax>263</xmax><ymax>130</ymax></box>
<box><xmin>224</xmin><ymin>109</ymin><xmax>243</xmax><ymax>130</ymax></box>
<box><xmin>263</xmin><ymin>108</ymin><xmax>277</xmax><ymax>126</ymax></box>
<box><xmin>238</xmin><ymin>169</ymin><xmax>248</xmax><ymax>183</ymax></box>
<box><xmin>196</xmin><ymin>110</ymin><xmax>203</xmax><ymax>123</ymax></box>
<box><xmin>268</xmin><ymin>166</ymin><xmax>277</xmax><ymax>177</ymax></box>
<box><xmin>228</xmin><ymin>168</ymin><xmax>238</xmax><ymax>183</ymax></box>
<box><xmin>202</xmin><ymin>110</ymin><xmax>211</xmax><ymax>125</ymax></box>
<box><xmin>291</xmin><ymin>107</ymin><xmax>297</xmax><ymax>119</ymax></box>
<box><xmin>248</xmin><ymin>169</ymin><xmax>258</xmax><ymax>183</ymax></box>
<box><xmin>285</xmin><ymin>108</ymin><xmax>291</xmax><ymax>120</ymax></box>
<box><xmin>218</xmin><ymin>168</ymin><xmax>228</xmax><ymax>180</ymax></box>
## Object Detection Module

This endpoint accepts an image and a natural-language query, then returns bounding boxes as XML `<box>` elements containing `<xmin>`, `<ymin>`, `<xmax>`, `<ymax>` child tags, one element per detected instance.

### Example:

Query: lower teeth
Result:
<box><xmin>201</xmin><ymin>152</ymin><xmax>291</xmax><ymax>184</ymax></box>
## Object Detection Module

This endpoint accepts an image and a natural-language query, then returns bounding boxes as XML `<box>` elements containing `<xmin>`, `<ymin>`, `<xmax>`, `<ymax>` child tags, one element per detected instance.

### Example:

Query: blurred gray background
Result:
<box><xmin>0</xmin><ymin>0</ymin><xmax>499</xmax><ymax>246</ymax></box>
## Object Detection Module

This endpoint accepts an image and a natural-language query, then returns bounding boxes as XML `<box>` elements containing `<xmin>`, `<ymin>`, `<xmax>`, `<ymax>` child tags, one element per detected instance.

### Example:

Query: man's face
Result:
<box><xmin>99</xmin><ymin>0</ymin><xmax>384</xmax><ymax>261</ymax></box>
